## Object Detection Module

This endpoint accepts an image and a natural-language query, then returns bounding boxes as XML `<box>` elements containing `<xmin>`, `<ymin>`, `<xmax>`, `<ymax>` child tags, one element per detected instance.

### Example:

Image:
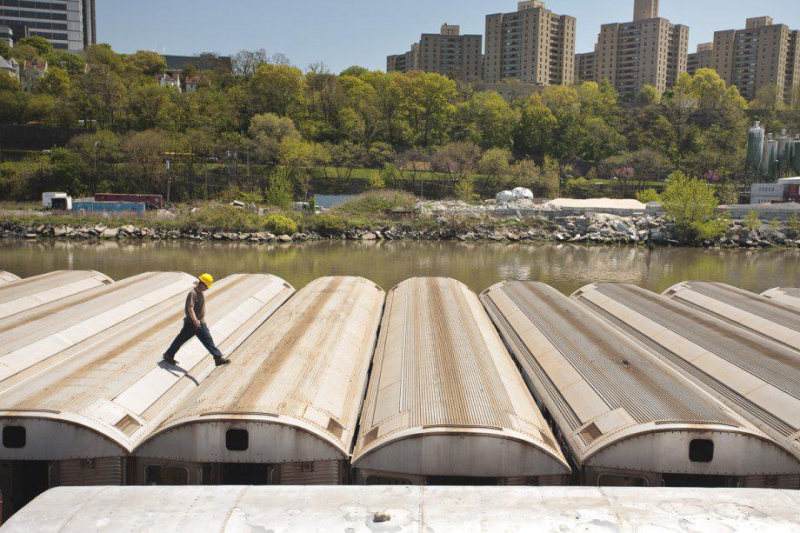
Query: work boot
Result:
<box><xmin>215</xmin><ymin>357</ymin><xmax>231</xmax><ymax>367</ymax></box>
<box><xmin>163</xmin><ymin>355</ymin><xmax>179</xmax><ymax>365</ymax></box>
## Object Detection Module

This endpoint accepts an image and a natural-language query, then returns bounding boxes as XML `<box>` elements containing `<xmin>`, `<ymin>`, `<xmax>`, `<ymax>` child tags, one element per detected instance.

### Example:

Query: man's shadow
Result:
<box><xmin>157</xmin><ymin>360</ymin><xmax>199</xmax><ymax>386</ymax></box>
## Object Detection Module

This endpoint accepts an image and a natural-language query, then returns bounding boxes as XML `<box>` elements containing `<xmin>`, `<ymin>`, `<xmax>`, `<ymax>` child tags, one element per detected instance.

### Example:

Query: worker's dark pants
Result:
<box><xmin>164</xmin><ymin>322</ymin><xmax>223</xmax><ymax>360</ymax></box>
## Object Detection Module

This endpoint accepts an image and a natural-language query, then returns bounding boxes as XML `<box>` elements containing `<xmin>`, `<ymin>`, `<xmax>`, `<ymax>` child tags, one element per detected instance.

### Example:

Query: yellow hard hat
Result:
<box><xmin>199</xmin><ymin>274</ymin><xmax>214</xmax><ymax>289</ymax></box>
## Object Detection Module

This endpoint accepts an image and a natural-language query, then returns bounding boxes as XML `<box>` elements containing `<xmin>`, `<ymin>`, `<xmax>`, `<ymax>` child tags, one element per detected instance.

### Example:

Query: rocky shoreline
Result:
<box><xmin>2</xmin><ymin>212</ymin><xmax>798</xmax><ymax>248</ymax></box>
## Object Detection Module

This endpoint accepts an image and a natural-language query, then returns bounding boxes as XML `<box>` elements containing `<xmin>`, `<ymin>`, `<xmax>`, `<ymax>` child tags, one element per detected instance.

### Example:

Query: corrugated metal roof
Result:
<box><xmin>574</xmin><ymin>283</ymin><xmax>800</xmax><ymax>462</ymax></box>
<box><xmin>763</xmin><ymin>287</ymin><xmax>800</xmax><ymax>311</ymax></box>
<box><xmin>138</xmin><ymin>277</ymin><xmax>384</xmax><ymax>462</ymax></box>
<box><xmin>0</xmin><ymin>271</ymin><xmax>19</xmax><ymax>284</ymax></box>
<box><xmin>5</xmin><ymin>486</ymin><xmax>800</xmax><ymax>532</ymax></box>
<box><xmin>0</xmin><ymin>274</ymin><xmax>294</xmax><ymax>457</ymax></box>
<box><xmin>0</xmin><ymin>272</ymin><xmax>197</xmax><ymax>384</ymax></box>
<box><xmin>481</xmin><ymin>281</ymin><xmax>782</xmax><ymax>469</ymax></box>
<box><xmin>353</xmin><ymin>278</ymin><xmax>569</xmax><ymax>477</ymax></box>
<box><xmin>0</xmin><ymin>270</ymin><xmax>112</xmax><ymax>320</ymax></box>
<box><xmin>665</xmin><ymin>282</ymin><xmax>800</xmax><ymax>351</ymax></box>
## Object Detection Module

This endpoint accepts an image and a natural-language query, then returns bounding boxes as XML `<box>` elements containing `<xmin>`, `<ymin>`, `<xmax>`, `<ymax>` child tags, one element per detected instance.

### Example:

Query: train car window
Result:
<box><xmin>597</xmin><ymin>474</ymin><xmax>648</xmax><ymax>487</ymax></box>
<box><xmin>145</xmin><ymin>465</ymin><xmax>189</xmax><ymax>485</ymax></box>
<box><xmin>2</xmin><ymin>426</ymin><xmax>25</xmax><ymax>449</ymax></box>
<box><xmin>689</xmin><ymin>440</ymin><xmax>714</xmax><ymax>463</ymax></box>
<box><xmin>226</xmin><ymin>429</ymin><xmax>249</xmax><ymax>451</ymax></box>
<box><xmin>366</xmin><ymin>475</ymin><xmax>412</xmax><ymax>485</ymax></box>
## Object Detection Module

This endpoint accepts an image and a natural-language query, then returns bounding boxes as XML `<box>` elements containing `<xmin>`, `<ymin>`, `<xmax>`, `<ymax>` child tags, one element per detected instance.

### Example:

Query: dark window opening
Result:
<box><xmin>226</xmin><ymin>429</ymin><xmax>248</xmax><ymax>451</ymax></box>
<box><xmin>689</xmin><ymin>439</ymin><xmax>714</xmax><ymax>463</ymax></box>
<box><xmin>597</xmin><ymin>474</ymin><xmax>648</xmax><ymax>487</ymax></box>
<box><xmin>3</xmin><ymin>427</ymin><xmax>26</xmax><ymax>449</ymax></box>
<box><xmin>662</xmin><ymin>473</ymin><xmax>733</xmax><ymax>488</ymax></box>
<box><xmin>426</xmin><ymin>476</ymin><xmax>503</xmax><ymax>486</ymax></box>
<box><xmin>220</xmin><ymin>463</ymin><xmax>269</xmax><ymax>485</ymax></box>
<box><xmin>145</xmin><ymin>465</ymin><xmax>189</xmax><ymax>486</ymax></box>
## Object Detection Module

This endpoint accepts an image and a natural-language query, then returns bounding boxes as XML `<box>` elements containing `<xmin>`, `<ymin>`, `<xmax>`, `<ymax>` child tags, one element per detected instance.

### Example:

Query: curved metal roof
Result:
<box><xmin>573</xmin><ymin>283</ymin><xmax>800</xmax><ymax>462</ymax></box>
<box><xmin>482</xmin><ymin>281</ymin><xmax>799</xmax><ymax>475</ymax></box>
<box><xmin>5</xmin><ymin>486</ymin><xmax>800</xmax><ymax>532</ymax></box>
<box><xmin>665</xmin><ymin>282</ymin><xmax>800</xmax><ymax>352</ymax></box>
<box><xmin>136</xmin><ymin>277</ymin><xmax>385</xmax><ymax>463</ymax></box>
<box><xmin>763</xmin><ymin>287</ymin><xmax>800</xmax><ymax>311</ymax></box>
<box><xmin>0</xmin><ymin>270</ymin><xmax>112</xmax><ymax>320</ymax></box>
<box><xmin>353</xmin><ymin>278</ymin><xmax>570</xmax><ymax>478</ymax></box>
<box><xmin>0</xmin><ymin>272</ymin><xmax>197</xmax><ymax>383</ymax></box>
<box><xmin>0</xmin><ymin>271</ymin><xmax>19</xmax><ymax>284</ymax></box>
<box><xmin>0</xmin><ymin>274</ymin><xmax>294</xmax><ymax>459</ymax></box>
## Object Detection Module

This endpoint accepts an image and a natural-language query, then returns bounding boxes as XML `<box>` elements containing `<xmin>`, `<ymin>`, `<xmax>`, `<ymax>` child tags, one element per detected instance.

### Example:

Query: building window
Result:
<box><xmin>689</xmin><ymin>440</ymin><xmax>714</xmax><ymax>462</ymax></box>
<box><xmin>226</xmin><ymin>429</ymin><xmax>249</xmax><ymax>451</ymax></box>
<box><xmin>2</xmin><ymin>426</ymin><xmax>25</xmax><ymax>449</ymax></box>
<box><xmin>145</xmin><ymin>465</ymin><xmax>190</xmax><ymax>486</ymax></box>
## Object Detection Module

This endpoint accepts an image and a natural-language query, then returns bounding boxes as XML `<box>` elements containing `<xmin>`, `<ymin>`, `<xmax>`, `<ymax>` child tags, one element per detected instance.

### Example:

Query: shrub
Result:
<box><xmin>454</xmin><ymin>179</ymin><xmax>478</xmax><ymax>202</ymax></box>
<box><xmin>743</xmin><ymin>210</ymin><xmax>761</xmax><ymax>230</ymax></box>
<box><xmin>661</xmin><ymin>171</ymin><xmax>726</xmax><ymax>242</ymax></box>
<box><xmin>264</xmin><ymin>173</ymin><xmax>294</xmax><ymax>208</ymax></box>
<box><xmin>636</xmin><ymin>188</ymin><xmax>661</xmax><ymax>203</ymax></box>
<box><xmin>262</xmin><ymin>214</ymin><xmax>298</xmax><ymax>235</ymax></box>
<box><xmin>335</xmin><ymin>190</ymin><xmax>415</xmax><ymax>218</ymax></box>
<box><xmin>788</xmin><ymin>213</ymin><xmax>800</xmax><ymax>232</ymax></box>
<box><xmin>188</xmin><ymin>205</ymin><xmax>256</xmax><ymax>232</ymax></box>
<box><xmin>307</xmin><ymin>214</ymin><xmax>352</xmax><ymax>236</ymax></box>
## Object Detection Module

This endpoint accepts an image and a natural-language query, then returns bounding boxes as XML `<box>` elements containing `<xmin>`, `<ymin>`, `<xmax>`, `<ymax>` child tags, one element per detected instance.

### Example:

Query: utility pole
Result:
<box><xmin>93</xmin><ymin>141</ymin><xmax>102</xmax><ymax>194</ymax></box>
<box><xmin>165</xmin><ymin>158</ymin><xmax>172</xmax><ymax>206</ymax></box>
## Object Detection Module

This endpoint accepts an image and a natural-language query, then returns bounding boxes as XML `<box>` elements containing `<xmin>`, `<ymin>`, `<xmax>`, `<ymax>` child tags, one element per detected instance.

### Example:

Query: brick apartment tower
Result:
<box><xmin>484</xmin><ymin>1</ymin><xmax>576</xmax><ymax>86</ymax></box>
<box><xmin>712</xmin><ymin>16</ymin><xmax>800</xmax><ymax>102</ymax></box>
<box><xmin>387</xmin><ymin>24</ymin><xmax>482</xmax><ymax>82</ymax></box>
<box><xmin>593</xmin><ymin>0</ymin><xmax>688</xmax><ymax>98</ymax></box>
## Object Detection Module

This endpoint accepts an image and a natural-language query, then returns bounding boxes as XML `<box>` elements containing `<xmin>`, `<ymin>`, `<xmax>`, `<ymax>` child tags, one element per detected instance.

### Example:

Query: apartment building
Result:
<box><xmin>387</xmin><ymin>43</ymin><xmax>420</xmax><ymax>74</ymax></box>
<box><xmin>593</xmin><ymin>0</ymin><xmax>688</xmax><ymax>98</ymax></box>
<box><xmin>484</xmin><ymin>1</ymin><xmax>576</xmax><ymax>86</ymax></box>
<box><xmin>387</xmin><ymin>25</ymin><xmax>481</xmax><ymax>82</ymax></box>
<box><xmin>687</xmin><ymin>43</ymin><xmax>714</xmax><ymax>76</ymax></box>
<box><xmin>419</xmin><ymin>24</ymin><xmax>483</xmax><ymax>82</ymax></box>
<box><xmin>712</xmin><ymin>17</ymin><xmax>800</xmax><ymax>102</ymax></box>
<box><xmin>575</xmin><ymin>51</ymin><xmax>596</xmax><ymax>82</ymax></box>
<box><xmin>0</xmin><ymin>0</ymin><xmax>96</xmax><ymax>52</ymax></box>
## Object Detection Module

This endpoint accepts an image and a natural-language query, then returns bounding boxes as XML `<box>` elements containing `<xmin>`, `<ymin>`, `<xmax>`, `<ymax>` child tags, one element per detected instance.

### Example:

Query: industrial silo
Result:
<box><xmin>747</xmin><ymin>122</ymin><xmax>765</xmax><ymax>175</ymax></box>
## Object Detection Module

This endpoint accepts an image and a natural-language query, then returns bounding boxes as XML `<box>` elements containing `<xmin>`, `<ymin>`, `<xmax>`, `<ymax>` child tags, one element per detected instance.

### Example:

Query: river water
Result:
<box><xmin>0</xmin><ymin>240</ymin><xmax>797</xmax><ymax>295</ymax></box>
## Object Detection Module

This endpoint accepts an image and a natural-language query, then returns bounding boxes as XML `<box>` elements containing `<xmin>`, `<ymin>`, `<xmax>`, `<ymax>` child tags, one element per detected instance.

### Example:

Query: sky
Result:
<box><xmin>98</xmin><ymin>0</ymin><xmax>800</xmax><ymax>72</ymax></box>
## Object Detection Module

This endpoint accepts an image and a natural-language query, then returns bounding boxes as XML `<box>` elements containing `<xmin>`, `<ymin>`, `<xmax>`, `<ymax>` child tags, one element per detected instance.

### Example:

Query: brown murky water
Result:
<box><xmin>0</xmin><ymin>240</ymin><xmax>797</xmax><ymax>295</ymax></box>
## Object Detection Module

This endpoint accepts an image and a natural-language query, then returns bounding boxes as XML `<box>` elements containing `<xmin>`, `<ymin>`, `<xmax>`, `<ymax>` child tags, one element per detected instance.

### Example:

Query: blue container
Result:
<box><xmin>73</xmin><ymin>201</ymin><xmax>146</xmax><ymax>215</ymax></box>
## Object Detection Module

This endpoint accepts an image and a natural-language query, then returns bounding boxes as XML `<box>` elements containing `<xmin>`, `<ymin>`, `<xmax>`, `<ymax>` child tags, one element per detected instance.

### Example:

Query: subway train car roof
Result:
<box><xmin>0</xmin><ymin>274</ymin><xmax>293</xmax><ymax>459</ymax></box>
<box><xmin>0</xmin><ymin>271</ymin><xmax>19</xmax><ymax>284</ymax></box>
<box><xmin>136</xmin><ymin>277</ymin><xmax>384</xmax><ymax>464</ymax></box>
<box><xmin>573</xmin><ymin>282</ymin><xmax>800</xmax><ymax>463</ymax></box>
<box><xmin>352</xmin><ymin>277</ymin><xmax>570</xmax><ymax>479</ymax></box>
<box><xmin>0</xmin><ymin>272</ymin><xmax>198</xmax><ymax>383</ymax></box>
<box><xmin>665</xmin><ymin>281</ymin><xmax>800</xmax><ymax>352</ymax></box>
<box><xmin>482</xmin><ymin>281</ymin><xmax>800</xmax><ymax>477</ymax></box>
<box><xmin>763</xmin><ymin>287</ymin><xmax>800</xmax><ymax>310</ymax></box>
<box><xmin>4</xmin><ymin>486</ymin><xmax>800</xmax><ymax>532</ymax></box>
<box><xmin>0</xmin><ymin>270</ymin><xmax>112</xmax><ymax>320</ymax></box>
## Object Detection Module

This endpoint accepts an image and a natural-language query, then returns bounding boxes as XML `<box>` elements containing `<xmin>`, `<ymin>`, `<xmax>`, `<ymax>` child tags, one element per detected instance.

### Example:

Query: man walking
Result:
<box><xmin>163</xmin><ymin>274</ymin><xmax>230</xmax><ymax>367</ymax></box>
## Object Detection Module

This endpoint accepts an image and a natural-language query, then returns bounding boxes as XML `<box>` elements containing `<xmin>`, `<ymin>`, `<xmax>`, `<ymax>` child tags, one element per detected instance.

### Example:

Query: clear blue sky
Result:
<box><xmin>98</xmin><ymin>0</ymin><xmax>800</xmax><ymax>72</ymax></box>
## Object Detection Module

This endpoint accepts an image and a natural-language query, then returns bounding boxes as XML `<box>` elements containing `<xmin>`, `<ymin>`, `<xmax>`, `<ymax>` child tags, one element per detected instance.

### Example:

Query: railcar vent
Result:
<box><xmin>327</xmin><ymin>418</ymin><xmax>345</xmax><ymax>439</ymax></box>
<box><xmin>362</xmin><ymin>427</ymin><xmax>379</xmax><ymax>447</ymax></box>
<box><xmin>114</xmin><ymin>415</ymin><xmax>142</xmax><ymax>436</ymax></box>
<box><xmin>579</xmin><ymin>423</ymin><xmax>603</xmax><ymax>445</ymax></box>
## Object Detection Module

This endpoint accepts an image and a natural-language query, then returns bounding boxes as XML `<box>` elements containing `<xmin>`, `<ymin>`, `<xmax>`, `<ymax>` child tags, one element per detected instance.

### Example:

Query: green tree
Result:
<box><xmin>35</xmin><ymin>66</ymin><xmax>70</xmax><ymax>97</ymax></box>
<box><xmin>564</xmin><ymin>177</ymin><xmax>598</xmax><ymax>199</ymax></box>
<box><xmin>0</xmin><ymin>39</ymin><xmax>10</xmax><ymax>58</ymax></box>
<box><xmin>636</xmin><ymin>189</ymin><xmax>661</xmax><ymax>203</ymax></box>
<box><xmin>513</xmin><ymin>93</ymin><xmax>556</xmax><ymax>162</ymax></box>
<box><xmin>455</xmin><ymin>91</ymin><xmax>518</xmax><ymax>149</ymax></box>
<box><xmin>43</xmin><ymin>50</ymin><xmax>87</xmax><ymax>75</ymax></box>
<box><xmin>249</xmin><ymin>63</ymin><xmax>307</xmax><ymax>117</ymax></box>
<box><xmin>635</xmin><ymin>85</ymin><xmax>661</xmax><ymax>106</ymax></box>
<box><xmin>661</xmin><ymin>171</ymin><xmax>727</xmax><ymax>242</ymax></box>
<box><xmin>125</xmin><ymin>51</ymin><xmax>168</xmax><ymax>76</ymax></box>
<box><xmin>476</xmin><ymin>148</ymin><xmax>512</xmax><ymax>196</ymax></box>
<box><xmin>406</xmin><ymin>72</ymin><xmax>457</xmax><ymax>146</ymax></box>
<box><xmin>16</xmin><ymin>36</ymin><xmax>52</xmax><ymax>56</ymax></box>
<box><xmin>263</xmin><ymin>173</ymin><xmax>294</xmax><ymax>207</ymax></box>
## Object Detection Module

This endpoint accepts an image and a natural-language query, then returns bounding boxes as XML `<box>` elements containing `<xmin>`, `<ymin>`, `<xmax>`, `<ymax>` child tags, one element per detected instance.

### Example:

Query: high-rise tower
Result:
<box><xmin>633</xmin><ymin>0</ymin><xmax>659</xmax><ymax>21</ymax></box>
<box><xmin>0</xmin><ymin>0</ymin><xmax>96</xmax><ymax>53</ymax></box>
